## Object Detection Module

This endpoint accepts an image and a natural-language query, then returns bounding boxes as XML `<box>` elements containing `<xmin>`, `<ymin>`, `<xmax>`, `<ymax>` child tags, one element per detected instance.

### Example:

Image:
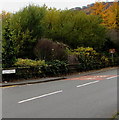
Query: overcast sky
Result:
<box><xmin>1</xmin><ymin>0</ymin><xmax>114</xmax><ymax>13</ymax></box>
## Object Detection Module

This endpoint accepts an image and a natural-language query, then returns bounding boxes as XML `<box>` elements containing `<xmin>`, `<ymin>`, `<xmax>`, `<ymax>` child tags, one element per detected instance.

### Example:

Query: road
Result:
<box><xmin>2</xmin><ymin>68</ymin><xmax>118</xmax><ymax>118</ymax></box>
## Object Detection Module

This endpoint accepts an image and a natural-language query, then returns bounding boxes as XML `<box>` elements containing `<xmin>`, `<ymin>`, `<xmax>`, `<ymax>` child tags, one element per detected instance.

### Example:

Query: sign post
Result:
<box><xmin>109</xmin><ymin>49</ymin><xmax>115</xmax><ymax>63</ymax></box>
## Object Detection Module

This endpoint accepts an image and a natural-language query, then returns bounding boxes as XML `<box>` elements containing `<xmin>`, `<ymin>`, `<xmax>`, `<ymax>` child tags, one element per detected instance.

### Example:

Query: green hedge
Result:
<box><xmin>2</xmin><ymin>56</ymin><xmax>119</xmax><ymax>82</ymax></box>
<box><xmin>108</xmin><ymin>57</ymin><xmax>119</xmax><ymax>66</ymax></box>
<box><xmin>43</xmin><ymin>60</ymin><xmax>68</xmax><ymax>76</ymax></box>
<box><xmin>2</xmin><ymin>60</ymin><xmax>69</xmax><ymax>81</ymax></box>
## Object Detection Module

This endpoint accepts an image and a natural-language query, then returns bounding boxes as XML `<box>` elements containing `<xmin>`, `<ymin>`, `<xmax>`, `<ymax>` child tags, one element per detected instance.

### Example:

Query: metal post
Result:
<box><xmin>111</xmin><ymin>53</ymin><xmax>114</xmax><ymax>63</ymax></box>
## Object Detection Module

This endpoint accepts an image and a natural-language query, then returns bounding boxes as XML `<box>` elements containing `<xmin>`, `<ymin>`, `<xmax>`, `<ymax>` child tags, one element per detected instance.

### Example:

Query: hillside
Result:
<box><xmin>71</xmin><ymin>1</ymin><xmax>119</xmax><ymax>50</ymax></box>
<box><xmin>70</xmin><ymin>2</ymin><xmax>117</xmax><ymax>14</ymax></box>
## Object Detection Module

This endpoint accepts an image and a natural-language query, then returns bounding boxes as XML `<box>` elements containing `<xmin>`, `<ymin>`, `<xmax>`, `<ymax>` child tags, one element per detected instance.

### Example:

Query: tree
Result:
<box><xmin>10</xmin><ymin>5</ymin><xmax>47</xmax><ymax>59</ymax></box>
<box><xmin>104</xmin><ymin>2</ymin><xmax>119</xmax><ymax>29</ymax></box>
<box><xmin>2</xmin><ymin>11</ymin><xmax>16</xmax><ymax>68</ymax></box>
<box><xmin>43</xmin><ymin>9</ymin><xmax>107</xmax><ymax>50</ymax></box>
<box><xmin>90</xmin><ymin>2</ymin><xmax>108</xmax><ymax>16</ymax></box>
<box><xmin>42</xmin><ymin>8</ymin><xmax>61</xmax><ymax>39</ymax></box>
<box><xmin>90</xmin><ymin>2</ymin><xmax>119</xmax><ymax>29</ymax></box>
<box><xmin>90</xmin><ymin>2</ymin><xmax>119</xmax><ymax>52</ymax></box>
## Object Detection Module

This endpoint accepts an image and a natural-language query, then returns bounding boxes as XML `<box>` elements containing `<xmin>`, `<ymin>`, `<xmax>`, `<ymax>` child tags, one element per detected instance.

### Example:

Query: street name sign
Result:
<box><xmin>2</xmin><ymin>69</ymin><xmax>16</xmax><ymax>74</ymax></box>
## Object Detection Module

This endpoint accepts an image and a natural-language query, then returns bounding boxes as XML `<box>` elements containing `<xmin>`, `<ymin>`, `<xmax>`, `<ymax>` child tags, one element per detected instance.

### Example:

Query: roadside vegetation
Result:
<box><xmin>1</xmin><ymin>2</ymin><xmax>119</xmax><ymax>81</ymax></box>
<box><xmin>112</xmin><ymin>112</ymin><xmax>119</xmax><ymax>120</ymax></box>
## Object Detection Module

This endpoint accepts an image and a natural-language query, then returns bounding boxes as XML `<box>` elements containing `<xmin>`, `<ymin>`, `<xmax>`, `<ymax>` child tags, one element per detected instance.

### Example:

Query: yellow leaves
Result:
<box><xmin>90</xmin><ymin>2</ymin><xmax>108</xmax><ymax>16</ymax></box>
<box><xmin>14</xmin><ymin>58</ymin><xmax>46</xmax><ymax>67</ymax></box>
<box><xmin>74</xmin><ymin>47</ymin><xmax>94</xmax><ymax>52</ymax></box>
<box><xmin>73</xmin><ymin>47</ymin><xmax>99</xmax><ymax>57</ymax></box>
<box><xmin>90</xmin><ymin>2</ymin><xmax>119</xmax><ymax>29</ymax></box>
<box><xmin>101</xmin><ymin>56</ymin><xmax>109</xmax><ymax>62</ymax></box>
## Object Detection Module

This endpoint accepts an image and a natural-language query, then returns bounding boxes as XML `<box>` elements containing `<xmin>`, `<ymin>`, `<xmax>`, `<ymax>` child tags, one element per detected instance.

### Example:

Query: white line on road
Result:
<box><xmin>18</xmin><ymin>90</ymin><xmax>63</xmax><ymax>104</ymax></box>
<box><xmin>106</xmin><ymin>76</ymin><xmax>117</xmax><ymax>79</ymax></box>
<box><xmin>77</xmin><ymin>81</ymin><xmax>99</xmax><ymax>88</ymax></box>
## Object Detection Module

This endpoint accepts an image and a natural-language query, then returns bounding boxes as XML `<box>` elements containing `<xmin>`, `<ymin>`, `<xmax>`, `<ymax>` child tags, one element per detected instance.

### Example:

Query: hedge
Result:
<box><xmin>2</xmin><ymin>57</ymin><xmax>119</xmax><ymax>82</ymax></box>
<box><xmin>2</xmin><ymin>60</ymin><xmax>69</xmax><ymax>82</ymax></box>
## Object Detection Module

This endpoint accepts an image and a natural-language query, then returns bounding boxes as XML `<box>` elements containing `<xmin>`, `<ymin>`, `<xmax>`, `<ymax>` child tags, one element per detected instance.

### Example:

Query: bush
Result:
<box><xmin>2</xmin><ymin>67</ymin><xmax>43</xmax><ymax>82</ymax></box>
<box><xmin>34</xmin><ymin>38</ymin><xmax>68</xmax><ymax>61</ymax></box>
<box><xmin>3</xmin><ymin>59</ymin><xmax>69</xmax><ymax>81</ymax></box>
<box><xmin>41</xmin><ymin>60</ymin><xmax>68</xmax><ymax>76</ymax></box>
<box><xmin>14</xmin><ymin>58</ymin><xmax>46</xmax><ymax>67</ymax></box>
<box><xmin>108</xmin><ymin>57</ymin><xmax>119</xmax><ymax>66</ymax></box>
<box><xmin>73</xmin><ymin>47</ymin><xmax>110</xmax><ymax>71</ymax></box>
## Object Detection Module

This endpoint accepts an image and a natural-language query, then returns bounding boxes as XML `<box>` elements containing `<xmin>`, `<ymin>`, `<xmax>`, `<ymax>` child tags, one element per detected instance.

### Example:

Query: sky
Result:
<box><xmin>1</xmin><ymin>0</ymin><xmax>114</xmax><ymax>13</ymax></box>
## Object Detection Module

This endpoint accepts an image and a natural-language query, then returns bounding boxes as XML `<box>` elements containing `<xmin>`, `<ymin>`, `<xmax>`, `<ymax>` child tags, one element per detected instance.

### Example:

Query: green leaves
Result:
<box><xmin>43</xmin><ymin>9</ymin><xmax>106</xmax><ymax>50</ymax></box>
<box><xmin>2</xmin><ymin>5</ymin><xmax>109</xmax><ymax>68</ymax></box>
<box><xmin>73</xmin><ymin>47</ymin><xmax>109</xmax><ymax>70</ymax></box>
<box><xmin>2</xmin><ymin>13</ymin><xmax>16</xmax><ymax>68</ymax></box>
<box><xmin>9</xmin><ymin>5</ymin><xmax>47</xmax><ymax>59</ymax></box>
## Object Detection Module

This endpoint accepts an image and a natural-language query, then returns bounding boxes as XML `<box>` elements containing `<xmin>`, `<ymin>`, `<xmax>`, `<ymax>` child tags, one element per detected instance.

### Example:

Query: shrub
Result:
<box><xmin>2</xmin><ymin>58</ymin><xmax>48</xmax><ymax>81</ymax></box>
<box><xmin>73</xmin><ymin>47</ymin><xmax>110</xmax><ymax>71</ymax></box>
<box><xmin>2</xmin><ymin>13</ymin><xmax>16</xmax><ymax>68</ymax></box>
<box><xmin>34</xmin><ymin>38</ymin><xmax>68</xmax><ymax>61</ymax></box>
<box><xmin>12</xmin><ymin>59</ymin><xmax>68</xmax><ymax>79</ymax></box>
<box><xmin>2</xmin><ymin>59</ymin><xmax>68</xmax><ymax>81</ymax></box>
<box><xmin>108</xmin><ymin>57</ymin><xmax>119</xmax><ymax>66</ymax></box>
<box><xmin>41</xmin><ymin>60</ymin><xmax>68</xmax><ymax>76</ymax></box>
<box><xmin>14</xmin><ymin>58</ymin><xmax>46</xmax><ymax>67</ymax></box>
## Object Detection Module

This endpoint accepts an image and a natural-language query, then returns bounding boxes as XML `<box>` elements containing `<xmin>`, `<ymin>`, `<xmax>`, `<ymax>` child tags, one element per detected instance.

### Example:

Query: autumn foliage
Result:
<box><xmin>90</xmin><ymin>2</ymin><xmax>119</xmax><ymax>29</ymax></box>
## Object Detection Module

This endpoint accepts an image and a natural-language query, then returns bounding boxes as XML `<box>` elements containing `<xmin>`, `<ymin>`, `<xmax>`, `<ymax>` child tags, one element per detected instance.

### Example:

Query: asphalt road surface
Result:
<box><xmin>2</xmin><ymin>68</ymin><xmax>118</xmax><ymax>118</ymax></box>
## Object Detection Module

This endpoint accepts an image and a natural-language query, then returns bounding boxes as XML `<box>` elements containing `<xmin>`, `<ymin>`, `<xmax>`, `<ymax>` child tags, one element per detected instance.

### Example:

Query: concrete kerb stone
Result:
<box><xmin>65</xmin><ymin>67</ymin><xmax>119</xmax><ymax>79</ymax></box>
<box><xmin>0</xmin><ymin>77</ymin><xmax>66</xmax><ymax>87</ymax></box>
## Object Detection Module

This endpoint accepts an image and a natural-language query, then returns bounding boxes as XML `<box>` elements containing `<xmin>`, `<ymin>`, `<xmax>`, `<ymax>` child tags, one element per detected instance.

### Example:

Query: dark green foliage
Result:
<box><xmin>43</xmin><ymin>9</ymin><xmax>107</xmax><ymax>50</ymax></box>
<box><xmin>2</xmin><ymin>67</ymin><xmax>42</xmax><ymax>82</ymax></box>
<box><xmin>2</xmin><ymin>60</ymin><xmax>69</xmax><ymax>81</ymax></box>
<box><xmin>2</xmin><ymin>54</ymin><xmax>119</xmax><ymax>81</ymax></box>
<box><xmin>2</xmin><ymin>15</ymin><xmax>16</xmax><ymax>68</ymax></box>
<box><xmin>2</xmin><ymin>5</ymin><xmax>119</xmax><ymax>71</ymax></box>
<box><xmin>10</xmin><ymin>5</ymin><xmax>47</xmax><ymax>59</ymax></box>
<box><xmin>41</xmin><ymin>60</ymin><xmax>68</xmax><ymax>76</ymax></box>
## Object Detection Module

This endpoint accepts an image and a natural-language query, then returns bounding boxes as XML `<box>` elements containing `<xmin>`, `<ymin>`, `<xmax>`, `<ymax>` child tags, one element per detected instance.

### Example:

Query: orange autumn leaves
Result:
<box><xmin>90</xmin><ymin>2</ymin><xmax>119</xmax><ymax>29</ymax></box>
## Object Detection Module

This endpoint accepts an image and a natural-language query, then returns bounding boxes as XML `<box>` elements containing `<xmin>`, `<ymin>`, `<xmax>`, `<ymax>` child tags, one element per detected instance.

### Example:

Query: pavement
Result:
<box><xmin>1</xmin><ymin>67</ymin><xmax>119</xmax><ymax>118</ymax></box>
<box><xmin>0</xmin><ymin>66</ymin><xmax>118</xmax><ymax>87</ymax></box>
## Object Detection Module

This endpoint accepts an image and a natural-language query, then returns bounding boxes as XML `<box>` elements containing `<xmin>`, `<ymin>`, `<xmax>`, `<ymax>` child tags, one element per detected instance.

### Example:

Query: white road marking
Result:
<box><xmin>77</xmin><ymin>81</ymin><xmax>99</xmax><ymax>88</ymax></box>
<box><xmin>18</xmin><ymin>90</ymin><xmax>63</xmax><ymax>104</ymax></box>
<box><xmin>106</xmin><ymin>76</ymin><xmax>117</xmax><ymax>79</ymax></box>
